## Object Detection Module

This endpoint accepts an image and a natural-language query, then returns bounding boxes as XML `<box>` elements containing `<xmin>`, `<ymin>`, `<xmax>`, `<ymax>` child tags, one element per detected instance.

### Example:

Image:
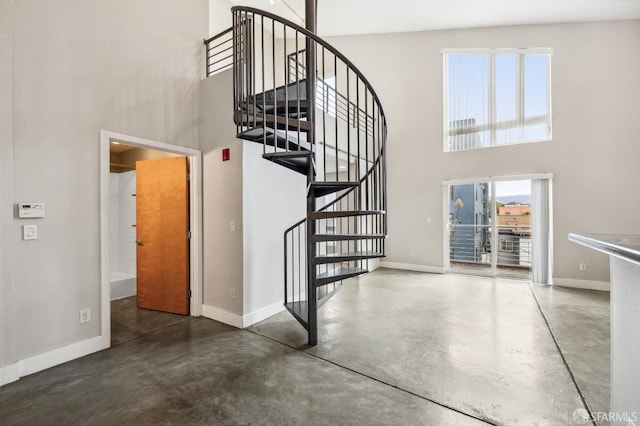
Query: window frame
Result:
<box><xmin>500</xmin><ymin>239</ymin><xmax>514</xmax><ymax>253</ymax></box>
<box><xmin>442</xmin><ymin>48</ymin><xmax>553</xmax><ymax>152</ymax></box>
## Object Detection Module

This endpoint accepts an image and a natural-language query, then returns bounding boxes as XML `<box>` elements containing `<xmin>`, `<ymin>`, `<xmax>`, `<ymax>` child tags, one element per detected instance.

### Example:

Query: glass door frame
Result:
<box><xmin>443</xmin><ymin>174</ymin><xmax>551</xmax><ymax>278</ymax></box>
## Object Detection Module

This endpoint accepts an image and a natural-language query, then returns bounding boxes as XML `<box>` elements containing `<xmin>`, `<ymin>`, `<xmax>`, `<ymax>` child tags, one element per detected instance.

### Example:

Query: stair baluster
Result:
<box><xmin>206</xmin><ymin>7</ymin><xmax>388</xmax><ymax>346</ymax></box>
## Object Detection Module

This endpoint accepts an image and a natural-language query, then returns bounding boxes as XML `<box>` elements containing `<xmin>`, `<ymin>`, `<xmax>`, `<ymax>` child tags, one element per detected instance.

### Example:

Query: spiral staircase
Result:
<box><xmin>206</xmin><ymin>6</ymin><xmax>387</xmax><ymax>345</ymax></box>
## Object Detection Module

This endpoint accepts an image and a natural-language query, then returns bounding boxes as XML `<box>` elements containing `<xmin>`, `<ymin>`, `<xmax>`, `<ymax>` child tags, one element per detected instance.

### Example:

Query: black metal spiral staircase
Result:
<box><xmin>206</xmin><ymin>6</ymin><xmax>387</xmax><ymax>345</ymax></box>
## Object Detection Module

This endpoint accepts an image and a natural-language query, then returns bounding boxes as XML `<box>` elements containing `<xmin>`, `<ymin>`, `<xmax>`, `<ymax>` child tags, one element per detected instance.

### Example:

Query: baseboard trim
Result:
<box><xmin>368</xmin><ymin>258</ymin><xmax>381</xmax><ymax>271</ymax></box>
<box><xmin>109</xmin><ymin>276</ymin><xmax>136</xmax><ymax>301</ymax></box>
<box><xmin>0</xmin><ymin>363</ymin><xmax>20</xmax><ymax>386</ymax></box>
<box><xmin>19</xmin><ymin>336</ymin><xmax>103</xmax><ymax>377</ymax></box>
<box><xmin>0</xmin><ymin>335</ymin><xmax>103</xmax><ymax>387</ymax></box>
<box><xmin>553</xmin><ymin>278</ymin><xmax>610</xmax><ymax>292</ymax></box>
<box><xmin>202</xmin><ymin>302</ymin><xmax>285</xmax><ymax>329</ymax></box>
<box><xmin>380</xmin><ymin>261</ymin><xmax>445</xmax><ymax>274</ymax></box>
<box><xmin>202</xmin><ymin>304</ymin><xmax>243</xmax><ymax>329</ymax></box>
<box><xmin>242</xmin><ymin>301</ymin><xmax>284</xmax><ymax>328</ymax></box>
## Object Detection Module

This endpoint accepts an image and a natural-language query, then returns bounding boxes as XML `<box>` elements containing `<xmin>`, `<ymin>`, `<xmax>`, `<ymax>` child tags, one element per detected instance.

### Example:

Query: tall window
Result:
<box><xmin>443</xmin><ymin>49</ymin><xmax>552</xmax><ymax>152</ymax></box>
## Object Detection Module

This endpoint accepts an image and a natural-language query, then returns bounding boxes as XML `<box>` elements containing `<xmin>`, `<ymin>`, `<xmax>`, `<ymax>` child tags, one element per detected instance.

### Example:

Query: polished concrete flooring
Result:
<box><xmin>0</xmin><ymin>269</ymin><xmax>609</xmax><ymax>425</ymax></box>
<box><xmin>530</xmin><ymin>284</ymin><xmax>610</xmax><ymax>417</ymax></box>
<box><xmin>111</xmin><ymin>296</ymin><xmax>192</xmax><ymax>346</ymax></box>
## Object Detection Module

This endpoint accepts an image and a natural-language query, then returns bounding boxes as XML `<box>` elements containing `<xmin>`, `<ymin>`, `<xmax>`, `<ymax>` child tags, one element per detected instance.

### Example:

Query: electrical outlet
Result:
<box><xmin>410</xmin><ymin>250</ymin><xmax>416</xmax><ymax>257</ymax></box>
<box><xmin>80</xmin><ymin>308</ymin><xmax>91</xmax><ymax>324</ymax></box>
<box><xmin>230</xmin><ymin>288</ymin><xmax>236</xmax><ymax>300</ymax></box>
<box><xmin>579</xmin><ymin>263</ymin><xmax>587</xmax><ymax>271</ymax></box>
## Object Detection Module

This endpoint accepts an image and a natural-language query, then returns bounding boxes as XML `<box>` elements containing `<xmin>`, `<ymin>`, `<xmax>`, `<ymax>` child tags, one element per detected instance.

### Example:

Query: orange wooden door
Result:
<box><xmin>136</xmin><ymin>156</ymin><xmax>190</xmax><ymax>315</ymax></box>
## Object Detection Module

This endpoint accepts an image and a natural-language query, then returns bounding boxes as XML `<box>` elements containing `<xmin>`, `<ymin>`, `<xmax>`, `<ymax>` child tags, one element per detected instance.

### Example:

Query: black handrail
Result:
<box><xmin>205</xmin><ymin>27</ymin><xmax>233</xmax><ymax>45</ymax></box>
<box><xmin>204</xmin><ymin>27</ymin><xmax>234</xmax><ymax>76</ymax></box>
<box><xmin>284</xmin><ymin>218</ymin><xmax>306</xmax><ymax>234</ymax></box>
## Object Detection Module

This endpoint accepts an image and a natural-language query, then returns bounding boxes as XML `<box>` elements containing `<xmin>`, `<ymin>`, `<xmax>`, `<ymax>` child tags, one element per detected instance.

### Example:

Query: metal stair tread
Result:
<box><xmin>237</xmin><ymin>127</ymin><xmax>310</xmax><ymax>151</ymax></box>
<box><xmin>262</xmin><ymin>151</ymin><xmax>313</xmax><ymax>175</ymax></box>
<box><xmin>252</xmin><ymin>100</ymin><xmax>311</xmax><ymax>114</ymax></box>
<box><xmin>263</xmin><ymin>134</ymin><xmax>310</xmax><ymax>151</ymax></box>
<box><xmin>237</xmin><ymin>127</ymin><xmax>268</xmax><ymax>142</ymax></box>
<box><xmin>310</xmin><ymin>210</ymin><xmax>386</xmax><ymax>219</ymax></box>
<box><xmin>308</xmin><ymin>181</ymin><xmax>359</xmax><ymax>197</ymax></box>
<box><xmin>284</xmin><ymin>301</ymin><xmax>309</xmax><ymax>330</ymax></box>
<box><xmin>234</xmin><ymin>110</ymin><xmax>313</xmax><ymax>132</ymax></box>
<box><xmin>315</xmin><ymin>266</ymin><xmax>368</xmax><ymax>286</ymax></box>
<box><xmin>314</xmin><ymin>251</ymin><xmax>385</xmax><ymax>264</ymax></box>
<box><xmin>312</xmin><ymin>233</ymin><xmax>386</xmax><ymax>241</ymax></box>
<box><xmin>263</xmin><ymin>151</ymin><xmax>311</xmax><ymax>159</ymax></box>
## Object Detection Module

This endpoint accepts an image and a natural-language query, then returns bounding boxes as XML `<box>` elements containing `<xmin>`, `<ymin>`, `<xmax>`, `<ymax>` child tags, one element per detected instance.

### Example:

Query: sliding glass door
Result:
<box><xmin>448</xmin><ymin>182</ymin><xmax>492</xmax><ymax>274</ymax></box>
<box><xmin>494</xmin><ymin>180</ymin><xmax>532</xmax><ymax>278</ymax></box>
<box><xmin>446</xmin><ymin>179</ymin><xmax>537</xmax><ymax>279</ymax></box>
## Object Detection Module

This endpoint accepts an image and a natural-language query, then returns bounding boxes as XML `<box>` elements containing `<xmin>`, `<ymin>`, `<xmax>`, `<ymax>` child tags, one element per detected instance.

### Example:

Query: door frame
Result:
<box><xmin>99</xmin><ymin>130</ymin><xmax>203</xmax><ymax>350</ymax></box>
<box><xmin>442</xmin><ymin>173</ymin><xmax>552</xmax><ymax>278</ymax></box>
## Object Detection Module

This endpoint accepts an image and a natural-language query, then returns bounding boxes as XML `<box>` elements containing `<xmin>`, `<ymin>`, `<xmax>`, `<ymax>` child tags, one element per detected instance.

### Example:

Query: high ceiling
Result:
<box><xmin>229</xmin><ymin>0</ymin><xmax>640</xmax><ymax>36</ymax></box>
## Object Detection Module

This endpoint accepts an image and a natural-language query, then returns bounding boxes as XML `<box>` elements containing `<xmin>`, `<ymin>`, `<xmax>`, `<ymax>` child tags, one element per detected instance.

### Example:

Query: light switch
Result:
<box><xmin>23</xmin><ymin>224</ymin><xmax>38</xmax><ymax>240</ymax></box>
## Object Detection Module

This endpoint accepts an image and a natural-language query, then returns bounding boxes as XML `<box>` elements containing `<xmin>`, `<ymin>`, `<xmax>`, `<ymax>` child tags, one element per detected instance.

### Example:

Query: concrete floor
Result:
<box><xmin>530</xmin><ymin>284</ymin><xmax>610</xmax><ymax>417</ymax></box>
<box><xmin>111</xmin><ymin>296</ymin><xmax>192</xmax><ymax>346</ymax></box>
<box><xmin>0</xmin><ymin>269</ymin><xmax>609</xmax><ymax>425</ymax></box>
<box><xmin>251</xmin><ymin>269</ymin><xmax>609</xmax><ymax>425</ymax></box>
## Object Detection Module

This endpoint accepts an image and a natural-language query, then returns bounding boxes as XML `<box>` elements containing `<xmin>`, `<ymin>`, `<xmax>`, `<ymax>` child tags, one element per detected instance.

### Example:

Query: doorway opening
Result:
<box><xmin>100</xmin><ymin>130</ymin><xmax>203</xmax><ymax>349</ymax></box>
<box><xmin>444</xmin><ymin>175</ymin><xmax>552</xmax><ymax>281</ymax></box>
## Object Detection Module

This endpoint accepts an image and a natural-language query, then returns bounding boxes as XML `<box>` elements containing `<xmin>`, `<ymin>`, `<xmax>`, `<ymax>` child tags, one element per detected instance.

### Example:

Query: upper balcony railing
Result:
<box><xmin>287</xmin><ymin>50</ymin><xmax>376</xmax><ymax>138</ymax></box>
<box><xmin>205</xmin><ymin>27</ymin><xmax>234</xmax><ymax>77</ymax></box>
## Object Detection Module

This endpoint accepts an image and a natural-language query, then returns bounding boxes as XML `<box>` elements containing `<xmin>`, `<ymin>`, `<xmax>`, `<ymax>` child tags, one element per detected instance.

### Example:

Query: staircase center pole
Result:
<box><xmin>305</xmin><ymin>0</ymin><xmax>318</xmax><ymax>346</ymax></box>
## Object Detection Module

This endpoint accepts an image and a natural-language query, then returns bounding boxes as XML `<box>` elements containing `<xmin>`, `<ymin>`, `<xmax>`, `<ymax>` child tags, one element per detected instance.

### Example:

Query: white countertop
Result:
<box><xmin>569</xmin><ymin>234</ymin><xmax>640</xmax><ymax>267</ymax></box>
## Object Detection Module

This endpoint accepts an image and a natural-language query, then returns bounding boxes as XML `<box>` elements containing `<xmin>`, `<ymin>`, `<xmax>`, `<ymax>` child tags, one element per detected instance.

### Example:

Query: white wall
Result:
<box><xmin>117</xmin><ymin>172</ymin><xmax>136</xmax><ymax>276</ymax></box>
<box><xmin>4</xmin><ymin>0</ymin><xmax>207</xmax><ymax>366</ymax></box>
<box><xmin>109</xmin><ymin>172</ymin><xmax>136</xmax><ymax>276</ymax></box>
<box><xmin>109</xmin><ymin>174</ymin><xmax>120</xmax><ymax>274</ymax></box>
<box><xmin>199</xmin><ymin>64</ymin><xmax>305</xmax><ymax>326</ymax></box>
<box><xmin>0</xmin><ymin>0</ymin><xmax>16</xmax><ymax>371</ymax></box>
<box><xmin>326</xmin><ymin>20</ymin><xmax>640</xmax><ymax>284</ymax></box>
<box><xmin>209</xmin><ymin>0</ymin><xmax>233</xmax><ymax>36</ymax></box>
<box><xmin>242</xmin><ymin>142</ymin><xmax>306</xmax><ymax>318</ymax></box>
<box><xmin>200</xmin><ymin>69</ymin><xmax>244</xmax><ymax>317</ymax></box>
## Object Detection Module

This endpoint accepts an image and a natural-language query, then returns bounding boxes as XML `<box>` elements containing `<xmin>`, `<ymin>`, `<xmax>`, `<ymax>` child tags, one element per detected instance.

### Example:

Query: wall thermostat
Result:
<box><xmin>18</xmin><ymin>203</ymin><xmax>46</xmax><ymax>218</ymax></box>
